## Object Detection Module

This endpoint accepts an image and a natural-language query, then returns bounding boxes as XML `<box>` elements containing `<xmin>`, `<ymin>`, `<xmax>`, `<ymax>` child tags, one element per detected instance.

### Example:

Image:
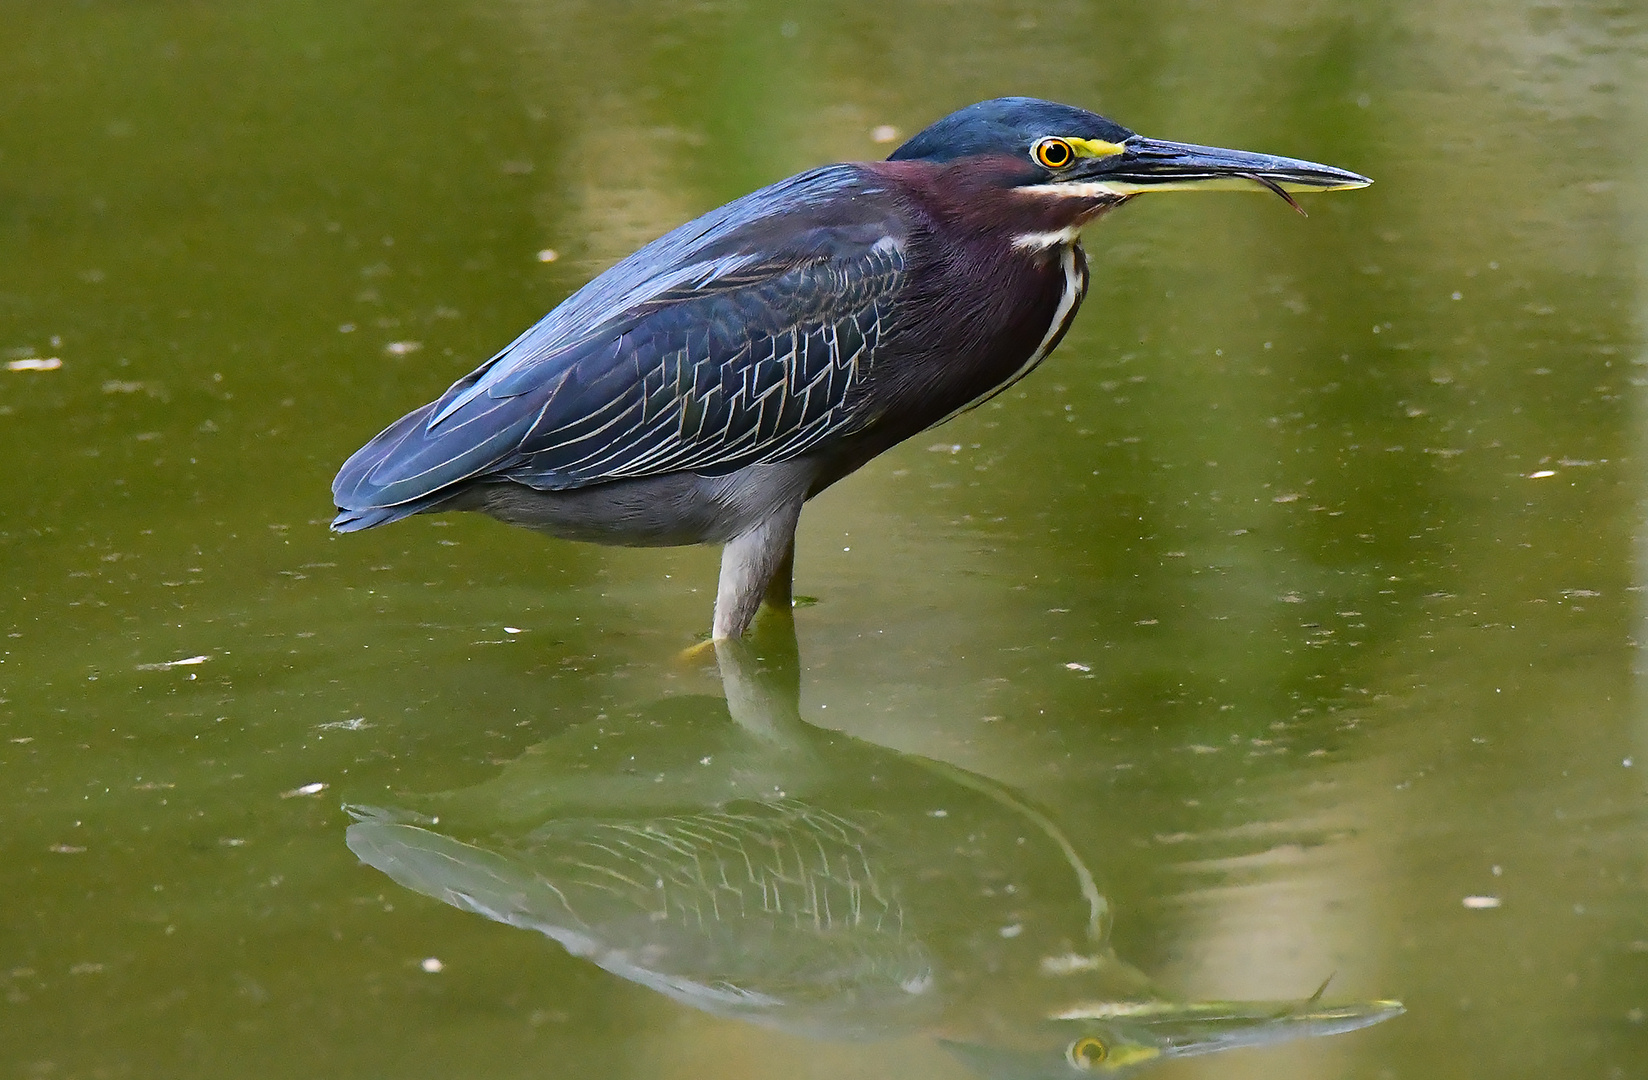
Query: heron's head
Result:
<box><xmin>890</xmin><ymin>97</ymin><xmax>1370</xmax><ymax>244</ymax></box>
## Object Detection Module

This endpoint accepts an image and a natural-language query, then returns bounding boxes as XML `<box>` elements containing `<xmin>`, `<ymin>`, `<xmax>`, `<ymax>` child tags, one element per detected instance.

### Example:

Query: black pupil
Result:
<box><xmin>1044</xmin><ymin>142</ymin><xmax>1068</xmax><ymax>165</ymax></box>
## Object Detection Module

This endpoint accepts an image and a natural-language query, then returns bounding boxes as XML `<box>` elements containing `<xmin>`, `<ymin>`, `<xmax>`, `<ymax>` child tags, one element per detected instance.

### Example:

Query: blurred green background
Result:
<box><xmin>1</xmin><ymin>1</ymin><xmax>1645</xmax><ymax>1077</ymax></box>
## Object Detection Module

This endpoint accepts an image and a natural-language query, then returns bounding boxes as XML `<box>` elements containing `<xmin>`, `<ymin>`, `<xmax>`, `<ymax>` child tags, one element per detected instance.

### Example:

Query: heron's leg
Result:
<box><xmin>713</xmin><ymin>502</ymin><xmax>802</xmax><ymax>640</ymax></box>
<box><xmin>761</xmin><ymin>534</ymin><xmax>796</xmax><ymax>610</ymax></box>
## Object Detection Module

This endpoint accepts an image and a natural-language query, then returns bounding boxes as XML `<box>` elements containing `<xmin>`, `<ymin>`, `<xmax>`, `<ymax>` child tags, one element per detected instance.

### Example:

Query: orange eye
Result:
<box><xmin>1034</xmin><ymin>137</ymin><xmax>1075</xmax><ymax>169</ymax></box>
<box><xmin>1068</xmin><ymin>1036</ymin><xmax>1108</xmax><ymax>1069</ymax></box>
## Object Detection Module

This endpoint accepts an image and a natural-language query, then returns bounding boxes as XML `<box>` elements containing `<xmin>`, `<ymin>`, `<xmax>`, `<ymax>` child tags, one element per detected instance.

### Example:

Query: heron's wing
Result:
<box><xmin>332</xmin><ymin>164</ymin><xmax>909</xmax><ymax>518</ymax></box>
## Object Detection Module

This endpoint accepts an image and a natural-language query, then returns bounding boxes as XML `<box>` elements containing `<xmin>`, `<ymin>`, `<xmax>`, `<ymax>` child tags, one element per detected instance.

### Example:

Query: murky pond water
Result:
<box><xmin>4</xmin><ymin>2</ymin><xmax>1647</xmax><ymax>1077</ymax></box>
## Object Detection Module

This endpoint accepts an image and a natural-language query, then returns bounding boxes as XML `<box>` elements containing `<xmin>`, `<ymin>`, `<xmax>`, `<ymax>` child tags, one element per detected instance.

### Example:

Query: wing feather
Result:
<box><xmin>333</xmin><ymin>165</ymin><xmax>908</xmax><ymax>518</ymax></box>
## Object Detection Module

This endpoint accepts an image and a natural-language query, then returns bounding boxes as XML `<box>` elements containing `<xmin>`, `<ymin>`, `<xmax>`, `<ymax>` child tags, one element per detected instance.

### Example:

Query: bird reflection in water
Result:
<box><xmin>345</xmin><ymin>619</ymin><xmax>1400</xmax><ymax>1076</ymax></box>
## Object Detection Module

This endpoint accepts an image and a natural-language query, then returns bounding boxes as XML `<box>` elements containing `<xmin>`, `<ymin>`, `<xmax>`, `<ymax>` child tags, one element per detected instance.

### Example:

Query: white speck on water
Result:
<box><xmin>1492</xmin><ymin>864</ymin><xmax>1502</xmax><ymax>876</ymax></box>
<box><xmin>421</xmin><ymin>957</ymin><xmax>444</xmax><ymax>973</ymax></box>
<box><xmin>1627</xmin><ymin>758</ymin><xmax>1635</xmax><ymax>768</ymax></box>
<box><xmin>900</xmin><ymin>973</ymin><xmax>933</xmax><ymax>994</ymax></box>
<box><xmin>927</xmin><ymin>809</ymin><xmax>948</xmax><ymax>818</ymax></box>
<box><xmin>503</xmin><ymin>626</ymin><xmax>522</xmax><ymax>634</ymax></box>
<box><xmin>281</xmin><ymin>782</ymin><xmax>328</xmax><ymax>798</ymax></box>
<box><xmin>136</xmin><ymin>654</ymin><xmax>209</xmax><ymax>671</ymax></box>
<box><xmin>699</xmin><ymin>756</ymin><xmax>712</xmax><ymax>765</ymax></box>
<box><xmin>1529</xmin><ymin>470</ymin><xmax>1556</xmax><ymax>479</ymax></box>
<box><xmin>536</xmin><ymin>249</ymin><xmax>558</xmax><ymax>263</ymax></box>
<box><xmin>999</xmin><ymin>924</ymin><xmax>1024</xmax><ymax>938</ymax></box>
<box><xmin>1462</xmin><ymin>895</ymin><xmax>1502</xmax><ymax>909</ymax></box>
<box><xmin>1452</xmin><ymin>291</ymin><xmax>1463</xmax><ymax>300</ymax></box>
<box><xmin>871</xmin><ymin>125</ymin><xmax>899</xmax><ymax>144</ymax></box>
<box><xmin>384</xmin><ymin>341</ymin><xmax>422</xmax><ymax>357</ymax></box>
<box><xmin>1065</xmin><ymin>662</ymin><xmax>1091</xmax><ymax>672</ymax></box>
<box><xmin>339</xmin><ymin>323</ymin><xmax>356</xmax><ymax>333</ymax></box>
<box><xmin>7</xmin><ymin>357</ymin><xmax>62</xmax><ymax>372</ymax></box>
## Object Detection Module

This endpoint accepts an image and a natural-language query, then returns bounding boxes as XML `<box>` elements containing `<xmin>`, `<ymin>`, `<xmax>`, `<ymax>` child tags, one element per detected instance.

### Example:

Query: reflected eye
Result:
<box><xmin>1068</xmin><ymin>1036</ymin><xmax>1108</xmax><ymax>1069</ymax></box>
<box><xmin>1033</xmin><ymin>137</ymin><xmax>1075</xmax><ymax>169</ymax></box>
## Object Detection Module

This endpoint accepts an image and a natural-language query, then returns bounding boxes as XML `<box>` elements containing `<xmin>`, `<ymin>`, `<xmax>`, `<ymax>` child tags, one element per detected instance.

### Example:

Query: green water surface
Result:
<box><xmin>3</xmin><ymin>2</ymin><xmax>1646</xmax><ymax>1078</ymax></box>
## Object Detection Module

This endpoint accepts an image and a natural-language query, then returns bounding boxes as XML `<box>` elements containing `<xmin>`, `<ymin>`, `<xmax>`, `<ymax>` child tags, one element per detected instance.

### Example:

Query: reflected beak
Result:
<box><xmin>938</xmin><ymin>997</ymin><xmax>1402</xmax><ymax>1080</ymax></box>
<box><xmin>1132</xmin><ymin>996</ymin><xmax>1405</xmax><ymax>1059</ymax></box>
<box><xmin>1071</xmin><ymin>136</ymin><xmax>1371</xmax><ymax>202</ymax></box>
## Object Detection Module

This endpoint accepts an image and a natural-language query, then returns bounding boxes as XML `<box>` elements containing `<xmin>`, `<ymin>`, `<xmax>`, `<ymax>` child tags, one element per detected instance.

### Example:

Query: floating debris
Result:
<box><xmin>383</xmin><ymin>341</ymin><xmax>423</xmax><ymax>357</ymax></box>
<box><xmin>136</xmin><ymin>654</ymin><xmax>209</xmax><ymax>671</ymax></box>
<box><xmin>1040</xmin><ymin>953</ymin><xmax>1102</xmax><ymax>975</ymax></box>
<box><xmin>49</xmin><ymin>844</ymin><xmax>86</xmax><ymax>854</ymax></box>
<box><xmin>503</xmin><ymin>626</ymin><xmax>523</xmax><ymax>635</ymax></box>
<box><xmin>1462</xmin><ymin>895</ymin><xmax>1502</xmax><ymax>909</ymax></box>
<box><xmin>420</xmin><ymin>957</ymin><xmax>444</xmax><ymax>973</ymax></box>
<box><xmin>317</xmin><ymin>717</ymin><xmax>371</xmax><ymax>731</ymax></box>
<box><xmin>7</xmin><ymin>357</ymin><xmax>61</xmax><ymax>372</ymax></box>
<box><xmin>1064</xmin><ymin>662</ymin><xmax>1091</xmax><ymax>672</ymax></box>
<box><xmin>281</xmin><ymin>782</ymin><xmax>328</xmax><ymax>798</ymax></box>
<box><xmin>536</xmin><ymin>249</ymin><xmax>558</xmax><ymax>263</ymax></box>
<box><xmin>1528</xmin><ymin>470</ymin><xmax>1556</xmax><ymax>479</ymax></box>
<box><xmin>870</xmin><ymin>125</ymin><xmax>899</xmax><ymax>144</ymax></box>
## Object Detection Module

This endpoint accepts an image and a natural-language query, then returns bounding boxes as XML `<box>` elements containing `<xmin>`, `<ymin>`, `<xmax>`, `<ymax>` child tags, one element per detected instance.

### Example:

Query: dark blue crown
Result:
<box><xmin>889</xmin><ymin>97</ymin><xmax>1135</xmax><ymax>163</ymax></box>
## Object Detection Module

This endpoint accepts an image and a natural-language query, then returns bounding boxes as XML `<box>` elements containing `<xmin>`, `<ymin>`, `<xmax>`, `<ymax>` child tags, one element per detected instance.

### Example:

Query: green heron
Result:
<box><xmin>332</xmin><ymin>97</ymin><xmax>1368</xmax><ymax>638</ymax></box>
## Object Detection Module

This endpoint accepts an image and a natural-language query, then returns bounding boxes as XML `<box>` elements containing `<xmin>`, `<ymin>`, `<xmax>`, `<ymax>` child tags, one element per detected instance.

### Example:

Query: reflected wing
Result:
<box><xmin>332</xmin><ymin>165</ymin><xmax>908</xmax><ymax>525</ymax></box>
<box><xmin>346</xmin><ymin>800</ymin><xmax>937</xmax><ymax>1038</ymax></box>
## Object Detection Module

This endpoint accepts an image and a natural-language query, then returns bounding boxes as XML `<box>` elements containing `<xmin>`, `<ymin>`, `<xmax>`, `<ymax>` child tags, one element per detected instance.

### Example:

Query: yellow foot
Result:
<box><xmin>675</xmin><ymin>637</ymin><xmax>720</xmax><ymax>667</ymax></box>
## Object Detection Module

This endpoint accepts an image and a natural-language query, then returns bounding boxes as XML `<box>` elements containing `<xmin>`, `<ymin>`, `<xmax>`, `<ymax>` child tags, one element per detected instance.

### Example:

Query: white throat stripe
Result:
<box><xmin>1018</xmin><ymin>181</ymin><xmax>1128</xmax><ymax>199</ymax></box>
<box><xmin>1012</xmin><ymin>227</ymin><xmax>1080</xmax><ymax>251</ymax></box>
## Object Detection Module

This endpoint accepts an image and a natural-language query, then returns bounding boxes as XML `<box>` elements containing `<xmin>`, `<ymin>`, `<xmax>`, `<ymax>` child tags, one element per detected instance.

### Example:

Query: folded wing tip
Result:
<box><xmin>331</xmin><ymin>505</ymin><xmax>396</xmax><ymax>532</ymax></box>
